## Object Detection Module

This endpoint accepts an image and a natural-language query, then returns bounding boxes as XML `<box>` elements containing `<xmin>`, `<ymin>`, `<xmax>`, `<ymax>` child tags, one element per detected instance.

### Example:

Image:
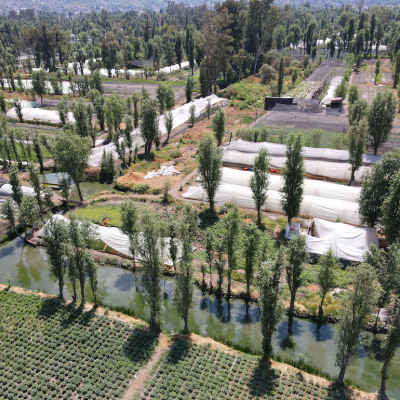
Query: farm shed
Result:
<box><xmin>217</xmin><ymin>167</ymin><xmax>361</xmax><ymax>203</ymax></box>
<box><xmin>226</xmin><ymin>139</ymin><xmax>381</xmax><ymax>165</ymax></box>
<box><xmin>221</xmin><ymin>150</ymin><xmax>369</xmax><ymax>183</ymax></box>
<box><xmin>326</xmin><ymin>97</ymin><xmax>343</xmax><ymax>108</ymax></box>
<box><xmin>264</xmin><ymin>97</ymin><xmax>294</xmax><ymax>110</ymax></box>
<box><xmin>306</xmin><ymin>218</ymin><xmax>378</xmax><ymax>262</ymax></box>
<box><xmin>183</xmin><ymin>183</ymin><xmax>361</xmax><ymax>226</ymax></box>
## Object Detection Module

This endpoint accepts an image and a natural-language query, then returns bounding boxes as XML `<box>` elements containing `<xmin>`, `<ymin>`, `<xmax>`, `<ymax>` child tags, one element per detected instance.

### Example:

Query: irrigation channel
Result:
<box><xmin>1</xmin><ymin>234</ymin><xmax>400</xmax><ymax>398</ymax></box>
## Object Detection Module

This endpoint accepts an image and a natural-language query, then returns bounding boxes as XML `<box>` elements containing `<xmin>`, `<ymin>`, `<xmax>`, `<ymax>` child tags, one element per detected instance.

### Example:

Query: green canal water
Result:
<box><xmin>0</xmin><ymin>237</ymin><xmax>399</xmax><ymax>398</ymax></box>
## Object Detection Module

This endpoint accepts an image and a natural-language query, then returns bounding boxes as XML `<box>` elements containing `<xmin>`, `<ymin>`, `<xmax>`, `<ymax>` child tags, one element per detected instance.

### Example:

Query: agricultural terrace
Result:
<box><xmin>0</xmin><ymin>290</ymin><xmax>378</xmax><ymax>400</ymax></box>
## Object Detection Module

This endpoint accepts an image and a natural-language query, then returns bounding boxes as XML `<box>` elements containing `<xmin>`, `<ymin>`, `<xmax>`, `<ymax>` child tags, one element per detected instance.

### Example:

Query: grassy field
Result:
<box><xmin>0</xmin><ymin>290</ymin><xmax>158</xmax><ymax>400</ymax></box>
<box><xmin>142</xmin><ymin>339</ymin><xmax>349</xmax><ymax>400</ymax></box>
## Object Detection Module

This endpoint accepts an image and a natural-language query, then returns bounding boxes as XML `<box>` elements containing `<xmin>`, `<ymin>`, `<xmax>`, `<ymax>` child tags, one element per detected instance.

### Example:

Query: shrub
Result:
<box><xmin>152</xmin><ymin>188</ymin><xmax>162</xmax><ymax>195</ymax></box>
<box><xmin>133</xmin><ymin>183</ymin><xmax>150</xmax><ymax>194</ymax></box>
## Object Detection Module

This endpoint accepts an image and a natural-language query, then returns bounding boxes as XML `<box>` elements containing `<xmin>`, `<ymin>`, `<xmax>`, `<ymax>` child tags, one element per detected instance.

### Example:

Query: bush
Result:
<box><xmin>133</xmin><ymin>183</ymin><xmax>150</xmax><ymax>194</ymax></box>
<box><xmin>224</xmin><ymin>87</ymin><xmax>239</xmax><ymax>99</ymax></box>
<box><xmin>157</xmin><ymin>71</ymin><xmax>168</xmax><ymax>81</ymax></box>
<box><xmin>152</xmin><ymin>187</ymin><xmax>162</xmax><ymax>195</ymax></box>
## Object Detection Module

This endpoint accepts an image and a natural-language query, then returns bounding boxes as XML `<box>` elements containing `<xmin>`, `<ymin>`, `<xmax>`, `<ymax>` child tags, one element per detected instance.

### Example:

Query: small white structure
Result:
<box><xmin>305</xmin><ymin>218</ymin><xmax>378</xmax><ymax>262</ymax></box>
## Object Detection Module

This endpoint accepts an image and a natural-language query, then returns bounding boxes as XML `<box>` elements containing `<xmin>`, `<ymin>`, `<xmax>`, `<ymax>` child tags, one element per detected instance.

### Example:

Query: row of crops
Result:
<box><xmin>0</xmin><ymin>291</ymin><xmax>158</xmax><ymax>400</ymax></box>
<box><xmin>142</xmin><ymin>339</ymin><xmax>349</xmax><ymax>400</ymax></box>
<box><xmin>286</xmin><ymin>81</ymin><xmax>320</xmax><ymax>98</ymax></box>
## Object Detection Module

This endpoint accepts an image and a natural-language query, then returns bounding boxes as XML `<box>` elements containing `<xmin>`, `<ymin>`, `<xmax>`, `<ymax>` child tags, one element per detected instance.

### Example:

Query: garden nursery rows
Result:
<box><xmin>0</xmin><ymin>289</ymin><xmax>371</xmax><ymax>400</ymax></box>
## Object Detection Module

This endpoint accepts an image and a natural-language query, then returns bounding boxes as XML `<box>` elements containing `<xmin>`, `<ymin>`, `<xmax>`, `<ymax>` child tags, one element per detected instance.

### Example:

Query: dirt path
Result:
<box><xmin>122</xmin><ymin>334</ymin><xmax>171</xmax><ymax>400</ymax></box>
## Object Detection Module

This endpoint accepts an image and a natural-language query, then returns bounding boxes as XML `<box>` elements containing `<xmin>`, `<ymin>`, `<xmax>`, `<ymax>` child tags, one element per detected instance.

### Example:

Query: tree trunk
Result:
<box><xmin>373</xmin><ymin>308</ymin><xmax>380</xmax><ymax>331</ymax></box>
<box><xmin>318</xmin><ymin>294</ymin><xmax>325</xmax><ymax>321</ymax></box>
<box><xmin>209</xmin><ymin>199</ymin><xmax>214</xmax><ymax>212</ymax></box>
<box><xmin>227</xmin><ymin>278</ymin><xmax>231</xmax><ymax>299</ymax></box>
<box><xmin>288</xmin><ymin>287</ymin><xmax>296</xmax><ymax>316</ymax></box>
<box><xmin>150</xmin><ymin>315</ymin><xmax>155</xmax><ymax>330</ymax></box>
<box><xmin>337</xmin><ymin>345</ymin><xmax>351</xmax><ymax>385</ymax></box>
<box><xmin>92</xmin><ymin>285</ymin><xmax>97</xmax><ymax>307</ymax></box>
<box><xmin>184</xmin><ymin>310</ymin><xmax>189</xmax><ymax>331</ymax></box>
<box><xmin>246</xmin><ymin>278</ymin><xmax>250</xmax><ymax>300</ymax></box>
<box><xmin>209</xmin><ymin>265</ymin><xmax>212</xmax><ymax>289</ymax></box>
<box><xmin>75</xmin><ymin>181</ymin><xmax>84</xmax><ymax>203</ymax></box>
<box><xmin>348</xmin><ymin>170</ymin><xmax>355</xmax><ymax>186</ymax></box>
<box><xmin>79</xmin><ymin>276</ymin><xmax>85</xmax><ymax>304</ymax></box>
<box><xmin>59</xmin><ymin>280</ymin><xmax>64</xmax><ymax>300</ymax></box>
<box><xmin>257</xmin><ymin>208</ymin><xmax>261</xmax><ymax>225</ymax></box>
<box><xmin>379</xmin><ymin>357</ymin><xmax>389</xmax><ymax>396</ymax></box>
<box><xmin>71</xmin><ymin>280</ymin><xmax>77</xmax><ymax>303</ymax></box>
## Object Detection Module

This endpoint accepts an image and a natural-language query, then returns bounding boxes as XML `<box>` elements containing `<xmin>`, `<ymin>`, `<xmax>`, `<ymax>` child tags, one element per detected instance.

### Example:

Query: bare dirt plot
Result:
<box><xmin>253</xmin><ymin>105</ymin><xmax>349</xmax><ymax>132</ymax></box>
<box><xmin>307</xmin><ymin>60</ymin><xmax>345</xmax><ymax>83</ymax></box>
<box><xmin>357</xmin><ymin>84</ymin><xmax>384</xmax><ymax>104</ymax></box>
<box><xmin>352</xmin><ymin>71</ymin><xmax>375</xmax><ymax>84</ymax></box>
<box><xmin>103</xmin><ymin>82</ymin><xmax>187</xmax><ymax>106</ymax></box>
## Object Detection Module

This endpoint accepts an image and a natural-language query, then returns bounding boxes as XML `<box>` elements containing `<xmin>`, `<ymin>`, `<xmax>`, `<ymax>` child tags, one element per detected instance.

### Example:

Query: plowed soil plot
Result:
<box><xmin>352</xmin><ymin>71</ymin><xmax>375</xmax><ymax>84</ymax></box>
<box><xmin>307</xmin><ymin>60</ymin><xmax>345</xmax><ymax>82</ymax></box>
<box><xmin>357</xmin><ymin>84</ymin><xmax>383</xmax><ymax>104</ymax></box>
<box><xmin>103</xmin><ymin>82</ymin><xmax>187</xmax><ymax>106</ymax></box>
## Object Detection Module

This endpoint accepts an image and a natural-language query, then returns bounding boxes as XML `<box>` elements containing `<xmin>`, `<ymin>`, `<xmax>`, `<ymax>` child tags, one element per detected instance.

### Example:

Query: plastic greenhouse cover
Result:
<box><xmin>2</xmin><ymin>79</ymin><xmax>72</xmax><ymax>94</ymax></box>
<box><xmin>0</xmin><ymin>184</ymin><xmax>36</xmax><ymax>197</ymax></box>
<box><xmin>38</xmin><ymin>215</ymin><xmax>190</xmax><ymax>266</ymax></box>
<box><xmin>7</xmin><ymin>108</ymin><xmax>75</xmax><ymax>124</ymax></box>
<box><xmin>88</xmin><ymin>94</ymin><xmax>224</xmax><ymax>167</ymax></box>
<box><xmin>322</xmin><ymin>76</ymin><xmax>343</xmax><ymax>105</ymax></box>
<box><xmin>218</xmin><ymin>167</ymin><xmax>361</xmax><ymax>203</ymax></box>
<box><xmin>183</xmin><ymin>183</ymin><xmax>361</xmax><ymax>225</ymax></box>
<box><xmin>226</xmin><ymin>139</ymin><xmax>381</xmax><ymax>165</ymax></box>
<box><xmin>305</xmin><ymin>218</ymin><xmax>378</xmax><ymax>262</ymax></box>
<box><xmin>222</xmin><ymin>150</ymin><xmax>369</xmax><ymax>183</ymax></box>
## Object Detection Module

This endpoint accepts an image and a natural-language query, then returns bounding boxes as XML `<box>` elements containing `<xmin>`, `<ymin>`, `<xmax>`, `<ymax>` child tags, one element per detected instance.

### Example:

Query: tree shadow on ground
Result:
<box><xmin>122</xmin><ymin>328</ymin><xmax>160</xmax><ymax>366</ymax></box>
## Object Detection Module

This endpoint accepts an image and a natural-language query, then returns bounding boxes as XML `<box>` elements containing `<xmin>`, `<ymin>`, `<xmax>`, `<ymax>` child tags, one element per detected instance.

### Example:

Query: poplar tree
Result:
<box><xmin>56</xmin><ymin>96</ymin><xmax>69</xmax><ymax>125</ymax></box>
<box><xmin>382</xmin><ymin>170</ymin><xmax>400</xmax><ymax>244</ymax></box>
<box><xmin>317</xmin><ymin>249</ymin><xmax>340</xmax><ymax>321</ymax></box>
<box><xmin>120</xmin><ymin>200</ymin><xmax>139</xmax><ymax>270</ymax></box>
<box><xmin>175</xmin><ymin>34</ymin><xmax>183</xmax><ymax>68</ymax></box>
<box><xmin>68</xmin><ymin>213</ymin><xmax>97</xmax><ymax>305</ymax></box>
<box><xmin>393</xmin><ymin>50</ymin><xmax>400</xmax><ymax>89</ymax></box>
<box><xmin>348</xmin><ymin>119</ymin><xmax>366</xmax><ymax>185</ymax></box>
<box><xmin>205</xmin><ymin>229</ymin><xmax>215</xmax><ymax>289</ymax></box>
<box><xmin>281</xmin><ymin>132</ymin><xmax>305</xmax><ymax>225</ymax></box>
<box><xmin>174</xmin><ymin>204</ymin><xmax>199</xmax><ymax>331</ymax></box>
<box><xmin>32</xmin><ymin>70</ymin><xmax>47</xmax><ymax>105</ymax></box>
<box><xmin>140</xmin><ymin>97</ymin><xmax>159</xmax><ymax>155</ymax></box>
<box><xmin>72</xmin><ymin>99</ymin><xmax>89</xmax><ymax>138</ymax></box>
<box><xmin>243</xmin><ymin>223</ymin><xmax>260</xmax><ymax>299</ymax></box>
<box><xmin>42</xmin><ymin>215</ymin><xmax>70</xmax><ymax>299</ymax></box>
<box><xmin>133</xmin><ymin>93</ymin><xmax>139</xmax><ymax>128</ymax></box>
<box><xmin>9</xmin><ymin>165</ymin><xmax>23</xmax><ymax>206</ymax></box>
<box><xmin>214</xmin><ymin>240</ymin><xmax>225</xmax><ymax>295</ymax></box>
<box><xmin>164</xmin><ymin>111</ymin><xmax>173</xmax><ymax>143</ymax></box>
<box><xmin>250</xmin><ymin>148</ymin><xmax>269</xmax><ymax>225</ymax></box>
<box><xmin>32</xmin><ymin>134</ymin><xmax>44</xmax><ymax>173</ymax></box>
<box><xmin>197</xmin><ymin>133</ymin><xmax>222</xmax><ymax>211</ymax></box>
<box><xmin>223</xmin><ymin>206</ymin><xmax>241</xmax><ymax>299</ymax></box>
<box><xmin>259</xmin><ymin>249</ymin><xmax>285</xmax><ymax>358</ymax></box>
<box><xmin>27</xmin><ymin>163</ymin><xmax>52</xmax><ymax>222</ymax></box>
<box><xmin>367</xmin><ymin>91</ymin><xmax>396</xmax><ymax>155</ymax></box>
<box><xmin>379</xmin><ymin>297</ymin><xmax>400</xmax><ymax>397</ymax></box>
<box><xmin>185</xmin><ymin>75</ymin><xmax>195</xmax><ymax>103</ymax></box>
<box><xmin>349</xmin><ymin>99</ymin><xmax>368</xmax><ymax>126</ymax></box>
<box><xmin>212</xmin><ymin>109</ymin><xmax>226</xmax><ymax>146</ymax></box>
<box><xmin>286</xmin><ymin>234</ymin><xmax>308</xmax><ymax>316</ymax></box>
<box><xmin>335</xmin><ymin>264</ymin><xmax>380</xmax><ymax>385</ymax></box>
<box><xmin>277</xmin><ymin>57</ymin><xmax>285</xmax><ymax>97</ymax></box>
<box><xmin>374</xmin><ymin>56</ymin><xmax>381</xmax><ymax>84</ymax></box>
<box><xmin>137</xmin><ymin>207</ymin><xmax>164</xmax><ymax>329</ymax></box>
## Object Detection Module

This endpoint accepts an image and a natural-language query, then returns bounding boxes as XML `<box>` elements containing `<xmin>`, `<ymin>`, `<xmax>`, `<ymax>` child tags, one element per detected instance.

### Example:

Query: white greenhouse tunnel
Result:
<box><xmin>222</xmin><ymin>150</ymin><xmax>369</xmax><ymax>183</ymax></box>
<box><xmin>226</xmin><ymin>139</ymin><xmax>381</xmax><ymax>165</ymax></box>
<box><xmin>217</xmin><ymin>167</ymin><xmax>361</xmax><ymax>203</ymax></box>
<box><xmin>183</xmin><ymin>183</ymin><xmax>361</xmax><ymax>226</ymax></box>
<box><xmin>88</xmin><ymin>94</ymin><xmax>225</xmax><ymax>167</ymax></box>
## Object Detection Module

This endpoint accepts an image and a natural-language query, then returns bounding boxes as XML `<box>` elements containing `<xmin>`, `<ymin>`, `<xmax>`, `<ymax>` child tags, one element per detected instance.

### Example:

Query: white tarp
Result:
<box><xmin>38</xmin><ymin>214</ymin><xmax>189</xmax><ymax>266</ymax></box>
<box><xmin>219</xmin><ymin>167</ymin><xmax>361</xmax><ymax>203</ymax></box>
<box><xmin>222</xmin><ymin>150</ymin><xmax>369</xmax><ymax>183</ymax></box>
<box><xmin>306</xmin><ymin>218</ymin><xmax>378</xmax><ymax>262</ymax></box>
<box><xmin>88</xmin><ymin>94</ymin><xmax>224</xmax><ymax>167</ymax></box>
<box><xmin>145</xmin><ymin>166</ymin><xmax>180</xmax><ymax>179</ymax></box>
<box><xmin>0</xmin><ymin>184</ymin><xmax>36</xmax><ymax>197</ymax></box>
<box><xmin>227</xmin><ymin>139</ymin><xmax>381</xmax><ymax>165</ymax></box>
<box><xmin>6</xmin><ymin>108</ymin><xmax>75</xmax><ymax>124</ymax></box>
<box><xmin>183</xmin><ymin>183</ymin><xmax>361</xmax><ymax>225</ymax></box>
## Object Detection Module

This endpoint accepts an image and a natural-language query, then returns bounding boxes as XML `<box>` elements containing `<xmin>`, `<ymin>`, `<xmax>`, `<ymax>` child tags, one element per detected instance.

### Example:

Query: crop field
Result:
<box><xmin>0</xmin><ymin>291</ymin><xmax>158</xmax><ymax>400</ymax></box>
<box><xmin>142</xmin><ymin>339</ymin><xmax>349</xmax><ymax>400</ymax></box>
<box><xmin>287</xmin><ymin>81</ymin><xmax>319</xmax><ymax>98</ymax></box>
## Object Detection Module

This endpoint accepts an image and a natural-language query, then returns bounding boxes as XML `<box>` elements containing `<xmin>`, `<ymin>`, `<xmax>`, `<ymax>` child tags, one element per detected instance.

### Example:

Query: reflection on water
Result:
<box><xmin>41</xmin><ymin>172</ymin><xmax>113</xmax><ymax>201</ymax></box>
<box><xmin>0</xmin><ymin>237</ymin><xmax>399</xmax><ymax>398</ymax></box>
